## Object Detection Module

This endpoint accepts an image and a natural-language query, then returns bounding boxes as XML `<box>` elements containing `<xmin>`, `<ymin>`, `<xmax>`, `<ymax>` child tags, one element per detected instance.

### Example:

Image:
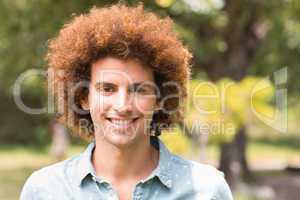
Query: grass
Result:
<box><xmin>0</xmin><ymin>145</ymin><xmax>85</xmax><ymax>200</ymax></box>
<box><xmin>1</xmin><ymin>137</ymin><xmax>299</xmax><ymax>200</ymax></box>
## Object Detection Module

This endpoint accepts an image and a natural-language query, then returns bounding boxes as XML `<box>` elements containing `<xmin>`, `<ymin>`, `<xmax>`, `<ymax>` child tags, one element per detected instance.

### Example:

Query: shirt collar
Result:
<box><xmin>75</xmin><ymin>137</ymin><xmax>174</xmax><ymax>189</ymax></box>
<box><xmin>75</xmin><ymin>142</ymin><xmax>97</xmax><ymax>186</ymax></box>
<box><xmin>143</xmin><ymin>136</ymin><xmax>174</xmax><ymax>188</ymax></box>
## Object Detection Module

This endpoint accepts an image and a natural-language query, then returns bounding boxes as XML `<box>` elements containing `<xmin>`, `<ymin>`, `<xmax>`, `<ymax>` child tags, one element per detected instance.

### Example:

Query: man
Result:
<box><xmin>20</xmin><ymin>3</ymin><xmax>233</xmax><ymax>200</ymax></box>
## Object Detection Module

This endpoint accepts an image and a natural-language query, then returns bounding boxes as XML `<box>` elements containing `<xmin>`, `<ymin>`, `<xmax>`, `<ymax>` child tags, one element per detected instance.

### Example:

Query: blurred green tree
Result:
<box><xmin>148</xmin><ymin>0</ymin><xmax>299</xmax><ymax>188</ymax></box>
<box><xmin>0</xmin><ymin>0</ymin><xmax>299</xmax><ymax>188</ymax></box>
<box><xmin>187</xmin><ymin>77</ymin><xmax>276</xmax><ymax>187</ymax></box>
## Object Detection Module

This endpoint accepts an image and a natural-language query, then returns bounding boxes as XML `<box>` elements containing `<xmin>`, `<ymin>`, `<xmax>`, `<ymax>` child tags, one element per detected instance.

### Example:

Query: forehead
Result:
<box><xmin>90</xmin><ymin>57</ymin><xmax>154</xmax><ymax>83</ymax></box>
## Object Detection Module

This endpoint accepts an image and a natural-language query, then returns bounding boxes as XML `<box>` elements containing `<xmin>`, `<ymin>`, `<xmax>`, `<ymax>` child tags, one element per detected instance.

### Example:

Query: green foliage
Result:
<box><xmin>0</xmin><ymin>0</ymin><xmax>299</xmax><ymax>145</ymax></box>
<box><xmin>0</xmin><ymin>0</ymin><xmax>118</xmax><ymax>145</ymax></box>
<box><xmin>186</xmin><ymin>76</ymin><xmax>276</xmax><ymax>144</ymax></box>
<box><xmin>160</xmin><ymin>127</ymin><xmax>191</xmax><ymax>155</ymax></box>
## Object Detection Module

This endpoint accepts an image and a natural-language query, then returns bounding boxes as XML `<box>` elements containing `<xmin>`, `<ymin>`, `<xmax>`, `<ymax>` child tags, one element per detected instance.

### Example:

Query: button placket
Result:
<box><xmin>133</xmin><ymin>183</ymin><xmax>144</xmax><ymax>200</ymax></box>
<box><xmin>91</xmin><ymin>177</ymin><xmax>119</xmax><ymax>200</ymax></box>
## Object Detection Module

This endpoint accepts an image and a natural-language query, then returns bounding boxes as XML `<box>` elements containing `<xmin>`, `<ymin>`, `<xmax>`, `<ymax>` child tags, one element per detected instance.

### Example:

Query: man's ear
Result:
<box><xmin>80</xmin><ymin>98</ymin><xmax>90</xmax><ymax>111</ymax></box>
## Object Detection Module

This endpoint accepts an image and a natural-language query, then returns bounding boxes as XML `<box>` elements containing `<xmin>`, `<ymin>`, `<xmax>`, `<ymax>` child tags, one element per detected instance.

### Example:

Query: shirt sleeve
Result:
<box><xmin>214</xmin><ymin>171</ymin><xmax>234</xmax><ymax>200</ymax></box>
<box><xmin>20</xmin><ymin>174</ymin><xmax>37</xmax><ymax>200</ymax></box>
<box><xmin>19</xmin><ymin>172</ymin><xmax>49</xmax><ymax>200</ymax></box>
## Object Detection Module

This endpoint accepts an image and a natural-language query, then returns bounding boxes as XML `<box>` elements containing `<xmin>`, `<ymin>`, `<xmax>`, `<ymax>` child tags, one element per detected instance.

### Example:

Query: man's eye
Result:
<box><xmin>102</xmin><ymin>86</ymin><xmax>114</xmax><ymax>93</ymax></box>
<box><xmin>135</xmin><ymin>88</ymin><xmax>147</xmax><ymax>94</ymax></box>
<box><xmin>96</xmin><ymin>84</ymin><xmax>116</xmax><ymax>95</ymax></box>
<box><xmin>133</xmin><ymin>87</ymin><xmax>155</xmax><ymax>96</ymax></box>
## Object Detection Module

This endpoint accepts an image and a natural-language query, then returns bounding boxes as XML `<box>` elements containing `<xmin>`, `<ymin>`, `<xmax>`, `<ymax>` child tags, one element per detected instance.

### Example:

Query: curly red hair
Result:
<box><xmin>47</xmin><ymin>3</ymin><xmax>192</xmax><ymax>140</ymax></box>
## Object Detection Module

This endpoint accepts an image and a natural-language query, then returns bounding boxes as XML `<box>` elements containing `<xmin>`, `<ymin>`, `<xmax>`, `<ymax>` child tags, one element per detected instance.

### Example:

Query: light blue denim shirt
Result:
<box><xmin>20</xmin><ymin>137</ymin><xmax>233</xmax><ymax>200</ymax></box>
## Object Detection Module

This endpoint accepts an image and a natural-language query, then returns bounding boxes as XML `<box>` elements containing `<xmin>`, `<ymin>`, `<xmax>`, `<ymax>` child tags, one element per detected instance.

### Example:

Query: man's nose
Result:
<box><xmin>112</xmin><ymin>89</ymin><xmax>133</xmax><ymax>114</ymax></box>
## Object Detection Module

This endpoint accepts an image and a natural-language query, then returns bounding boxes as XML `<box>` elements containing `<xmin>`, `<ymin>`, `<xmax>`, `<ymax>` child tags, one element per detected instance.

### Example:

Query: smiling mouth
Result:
<box><xmin>105</xmin><ymin>117</ymin><xmax>139</xmax><ymax>128</ymax></box>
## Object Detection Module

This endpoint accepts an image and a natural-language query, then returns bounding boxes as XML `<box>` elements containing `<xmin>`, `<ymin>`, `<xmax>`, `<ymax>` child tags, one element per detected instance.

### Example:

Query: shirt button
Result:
<box><xmin>135</xmin><ymin>195</ymin><xmax>141</xmax><ymax>200</ymax></box>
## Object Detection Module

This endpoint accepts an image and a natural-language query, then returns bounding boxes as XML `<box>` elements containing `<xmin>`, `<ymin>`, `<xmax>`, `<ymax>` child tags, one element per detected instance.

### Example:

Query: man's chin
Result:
<box><xmin>103</xmin><ymin>132</ymin><xmax>138</xmax><ymax>148</ymax></box>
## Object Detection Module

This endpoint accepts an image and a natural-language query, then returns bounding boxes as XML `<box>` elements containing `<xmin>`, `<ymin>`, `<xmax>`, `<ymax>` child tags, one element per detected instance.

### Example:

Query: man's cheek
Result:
<box><xmin>89</xmin><ymin>108</ymin><xmax>100</xmax><ymax>121</ymax></box>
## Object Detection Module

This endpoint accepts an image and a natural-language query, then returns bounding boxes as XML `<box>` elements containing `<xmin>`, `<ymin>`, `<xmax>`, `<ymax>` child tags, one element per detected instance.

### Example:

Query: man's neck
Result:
<box><xmin>92</xmin><ymin>136</ymin><xmax>159</xmax><ymax>184</ymax></box>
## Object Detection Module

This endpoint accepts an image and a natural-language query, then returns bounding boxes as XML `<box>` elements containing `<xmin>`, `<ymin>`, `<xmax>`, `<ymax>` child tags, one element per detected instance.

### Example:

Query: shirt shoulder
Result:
<box><xmin>169</xmin><ymin>154</ymin><xmax>233</xmax><ymax>200</ymax></box>
<box><xmin>170</xmin><ymin>153</ymin><xmax>224</xmax><ymax>178</ymax></box>
<box><xmin>20</xmin><ymin>154</ymin><xmax>82</xmax><ymax>200</ymax></box>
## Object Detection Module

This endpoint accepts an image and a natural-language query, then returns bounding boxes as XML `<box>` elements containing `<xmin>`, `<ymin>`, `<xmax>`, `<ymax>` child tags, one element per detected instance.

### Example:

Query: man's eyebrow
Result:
<box><xmin>94</xmin><ymin>82</ymin><xmax>116</xmax><ymax>87</ymax></box>
<box><xmin>131</xmin><ymin>82</ymin><xmax>156</xmax><ymax>89</ymax></box>
<box><xmin>95</xmin><ymin>81</ymin><xmax>116</xmax><ymax>84</ymax></box>
<box><xmin>94</xmin><ymin>81</ymin><xmax>156</xmax><ymax>88</ymax></box>
<box><xmin>132</xmin><ymin>82</ymin><xmax>143</xmax><ymax>87</ymax></box>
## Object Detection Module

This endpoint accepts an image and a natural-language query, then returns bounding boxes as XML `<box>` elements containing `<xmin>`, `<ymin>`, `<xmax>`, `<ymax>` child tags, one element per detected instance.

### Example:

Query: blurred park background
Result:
<box><xmin>0</xmin><ymin>0</ymin><xmax>300</xmax><ymax>199</ymax></box>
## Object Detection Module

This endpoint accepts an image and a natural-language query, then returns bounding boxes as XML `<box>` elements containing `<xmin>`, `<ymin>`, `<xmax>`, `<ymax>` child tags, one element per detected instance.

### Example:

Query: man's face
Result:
<box><xmin>85</xmin><ymin>57</ymin><xmax>158</xmax><ymax>147</ymax></box>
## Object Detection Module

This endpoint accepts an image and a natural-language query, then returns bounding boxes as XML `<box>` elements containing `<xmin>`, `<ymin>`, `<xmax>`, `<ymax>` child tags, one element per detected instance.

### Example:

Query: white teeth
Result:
<box><xmin>106</xmin><ymin>117</ymin><xmax>139</xmax><ymax>128</ymax></box>
<box><xmin>110</xmin><ymin>120</ymin><xmax>131</xmax><ymax>125</ymax></box>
